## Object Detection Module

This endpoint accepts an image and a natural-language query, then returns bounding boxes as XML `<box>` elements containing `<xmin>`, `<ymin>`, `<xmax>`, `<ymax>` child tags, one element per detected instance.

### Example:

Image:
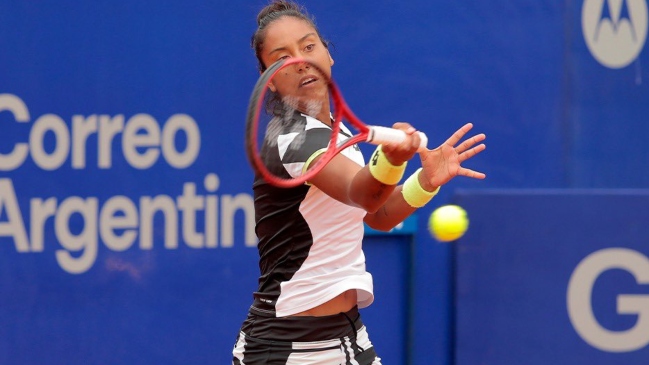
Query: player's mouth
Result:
<box><xmin>299</xmin><ymin>75</ymin><xmax>318</xmax><ymax>87</ymax></box>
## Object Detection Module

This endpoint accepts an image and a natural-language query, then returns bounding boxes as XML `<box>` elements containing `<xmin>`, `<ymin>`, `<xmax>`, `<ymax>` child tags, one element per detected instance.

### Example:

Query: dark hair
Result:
<box><xmin>251</xmin><ymin>0</ymin><xmax>329</xmax><ymax>72</ymax></box>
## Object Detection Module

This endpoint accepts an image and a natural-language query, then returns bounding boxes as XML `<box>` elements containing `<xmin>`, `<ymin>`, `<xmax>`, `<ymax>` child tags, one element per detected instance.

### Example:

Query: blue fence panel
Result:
<box><xmin>454</xmin><ymin>190</ymin><xmax>649</xmax><ymax>365</ymax></box>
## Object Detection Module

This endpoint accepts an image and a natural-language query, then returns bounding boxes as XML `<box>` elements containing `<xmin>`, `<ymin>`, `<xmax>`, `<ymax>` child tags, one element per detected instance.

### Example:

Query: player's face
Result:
<box><xmin>260</xmin><ymin>17</ymin><xmax>334</xmax><ymax>114</ymax></box>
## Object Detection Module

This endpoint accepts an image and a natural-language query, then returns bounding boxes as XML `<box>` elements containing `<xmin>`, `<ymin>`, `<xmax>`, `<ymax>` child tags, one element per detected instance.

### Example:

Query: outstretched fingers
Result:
<box><xmin>455</xmin><ymin>133</ymin><xmax>486</xmax><ymax>154</ymax></box>
<box><xmin>458</xmin><ymin>166</ymin><xmax>486</xmax><ymax>179</ymax></box>
<box><xmin>445</xmin><ymin>122</ymin><xmax>474</xmax><ymax>146</ymax></box>
<box><xmin>452</xmin><ymin>124</ymin><xmax>486</xmax><ymax>179</ymax></box>
<box><xmin>458</xmin><ymin>142</ymin><xmax>486</xmax><ymax>163</ymax></box>
<box><xmin>420</xmin><ymin>122</ymin><xmax>487</xmax><ymax>184</ymax></box>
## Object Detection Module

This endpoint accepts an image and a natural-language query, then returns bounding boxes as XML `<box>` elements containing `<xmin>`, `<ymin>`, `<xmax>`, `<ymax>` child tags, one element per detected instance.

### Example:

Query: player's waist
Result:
<box><xmin>243</xmin><ymin>305</ymin><xmax>363</xmax><ymax>342</ymax></box>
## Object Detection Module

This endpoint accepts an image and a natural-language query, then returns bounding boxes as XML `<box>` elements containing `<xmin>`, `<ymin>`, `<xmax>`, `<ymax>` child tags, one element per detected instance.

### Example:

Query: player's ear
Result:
<box><xmin>261</xmin><ymin>64</ymin><xmax>278</xmax><ymax>92</ymax></box>
<box><xmin>329</xmin><ymin>52</ymin><xmax>334</xmax><ymax>67</ymax></box>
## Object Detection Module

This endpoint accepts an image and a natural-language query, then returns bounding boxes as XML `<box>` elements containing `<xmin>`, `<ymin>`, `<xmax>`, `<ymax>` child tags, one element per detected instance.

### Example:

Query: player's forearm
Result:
<box><xmin>349</xmin><ymin>165</ymin><xmax>398</xmax><ymax>213</ymax></box>
<box><xmin>363</xmin><ymin>186</ymin><xmax>417</xmax><ymax>231</ymax></box>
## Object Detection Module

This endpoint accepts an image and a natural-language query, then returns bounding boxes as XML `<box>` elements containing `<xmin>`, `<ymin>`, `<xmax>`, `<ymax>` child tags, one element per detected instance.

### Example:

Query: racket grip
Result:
<box><xmin>368</xmin><ymin>126</ymin><xmax>428</xmax><ymax>152</ymax></box>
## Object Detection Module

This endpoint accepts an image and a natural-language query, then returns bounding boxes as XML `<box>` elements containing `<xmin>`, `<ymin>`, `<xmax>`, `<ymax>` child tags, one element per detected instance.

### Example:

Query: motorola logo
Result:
<box><xmin>582</xmin><ymin>0</ymin><xmax>648</xmax><ymax>68</ymax></box>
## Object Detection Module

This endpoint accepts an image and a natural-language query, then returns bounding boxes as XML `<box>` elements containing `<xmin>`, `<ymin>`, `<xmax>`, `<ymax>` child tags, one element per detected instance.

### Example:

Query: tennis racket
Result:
<box><xmin>245</xmin><ymin>57</ymin><xmax>428</xmax><ymax>188</ymax></box>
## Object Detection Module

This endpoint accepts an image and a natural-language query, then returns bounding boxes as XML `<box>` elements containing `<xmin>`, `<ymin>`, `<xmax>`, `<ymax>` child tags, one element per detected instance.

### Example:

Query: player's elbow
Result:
<box><xmin>366</xmin><ymin>221</ymin><xmax>393</xmax><ymax>232</ymax></box>
<box><xmin>349</xmin><ymin>176</ymin><xmax>388</xmax><ymax>214</ymax></box>
<box><xmin>350</xmin><ymin>194</ymin><xmax>382</xmax><ymax>214</ymax></box>
<box><xmin>363</xmin><ymin>214</ymin><xmax>397</xmax><ymax>232</ymax></box>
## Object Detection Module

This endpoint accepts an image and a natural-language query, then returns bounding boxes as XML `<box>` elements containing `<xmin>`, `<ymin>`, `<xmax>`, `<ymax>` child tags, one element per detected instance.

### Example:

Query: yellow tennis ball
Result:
<box><xmin>429</xmin><ymin>205</ymin><xmax>469</xmax><ymax>242</ymax></box>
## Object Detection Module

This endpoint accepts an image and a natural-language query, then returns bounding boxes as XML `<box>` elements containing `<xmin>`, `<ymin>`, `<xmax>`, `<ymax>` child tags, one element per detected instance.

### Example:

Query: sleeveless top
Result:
<box><xmin>250</xmin><ymin>112</ymin><xmax>374</xmax><ymax>317</ymax></box>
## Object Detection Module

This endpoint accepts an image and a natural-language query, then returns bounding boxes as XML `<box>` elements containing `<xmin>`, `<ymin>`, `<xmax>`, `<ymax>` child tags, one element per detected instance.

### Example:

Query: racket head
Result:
<box><xmin>245</xmin><ymin>58</ymin><xmax>368</xmax><ymax>188</ymax></box>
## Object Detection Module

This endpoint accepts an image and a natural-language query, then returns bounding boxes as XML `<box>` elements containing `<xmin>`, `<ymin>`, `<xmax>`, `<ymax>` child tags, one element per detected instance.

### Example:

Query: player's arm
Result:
<box><xmin>308</xmin><ymin>154</ymin><xmax>397</xmax><ymax>213</ymax></box>
<box><xmin>363</xmin><ymin>171</ymin><xmax>439</xmax><ymax>231</ymax></box>
<box><xmin>309</xmin><ymin>123</ymin><xmax>421</xmax><ymax>213</ymax></box>
<box><xmin>365</xmin><ymin>123</ymin><xmax>487</xmax><ymax>231</ymax></box>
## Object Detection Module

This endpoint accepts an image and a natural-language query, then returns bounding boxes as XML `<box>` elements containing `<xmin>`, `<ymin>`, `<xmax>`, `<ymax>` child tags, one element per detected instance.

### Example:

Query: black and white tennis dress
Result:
<box><xmin>233</xmin><ymin>112</ymin><xmax>382</xmax><ymax>365</ymax></box>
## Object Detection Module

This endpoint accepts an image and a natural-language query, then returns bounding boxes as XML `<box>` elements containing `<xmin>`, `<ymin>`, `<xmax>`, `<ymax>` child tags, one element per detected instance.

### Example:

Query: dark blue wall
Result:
<box><xmin>453</xmin><ymin>190</ymin><xmax>649</xmax><ymax>364</ymax></box>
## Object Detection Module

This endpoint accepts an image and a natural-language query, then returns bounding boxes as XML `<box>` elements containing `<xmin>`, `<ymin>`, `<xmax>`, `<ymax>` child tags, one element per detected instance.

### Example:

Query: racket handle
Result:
<box><xmin>368</xmin><ymin>126</ymin><xmax>428</xmax><ymax>152</ymax></box>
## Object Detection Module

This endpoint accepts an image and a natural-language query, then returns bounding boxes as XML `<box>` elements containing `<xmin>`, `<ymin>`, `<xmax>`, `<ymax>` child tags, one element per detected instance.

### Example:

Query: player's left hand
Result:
<box><xmin>418</xmin><ymin>123</ymin><xmax>486</xmax><ymax>191</ymax></box>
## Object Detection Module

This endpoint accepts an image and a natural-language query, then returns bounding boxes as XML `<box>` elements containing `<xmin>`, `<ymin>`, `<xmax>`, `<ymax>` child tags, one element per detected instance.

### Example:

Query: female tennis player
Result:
<box><xmin>233</xmin><ymin>1</ymin><xmax>486</xmax><ymax>364</ymax></box>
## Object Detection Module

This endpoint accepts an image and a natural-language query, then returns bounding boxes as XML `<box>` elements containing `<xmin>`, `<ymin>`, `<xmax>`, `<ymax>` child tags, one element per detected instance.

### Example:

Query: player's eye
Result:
<box><xmin>305</xmin><ymin>44</ymin><xmax>315</xmax><ymax>52</ymax></box>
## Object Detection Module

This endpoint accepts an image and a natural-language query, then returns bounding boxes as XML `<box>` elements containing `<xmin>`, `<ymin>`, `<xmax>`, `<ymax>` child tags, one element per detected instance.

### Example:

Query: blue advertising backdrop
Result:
<box><xmin>453</xmin><ymin>190</ymin><xmax>649</xmax><ymax>365</ymax></box>
<box><xmin>1</xmin><ymin>1</ymin><xmax>648</xmax><ymax>364</ymax></box>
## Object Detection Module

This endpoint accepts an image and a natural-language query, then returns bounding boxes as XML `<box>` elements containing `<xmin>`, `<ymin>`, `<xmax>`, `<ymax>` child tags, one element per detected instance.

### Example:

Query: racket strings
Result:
<box><xmin>264</xmin><ymin>103</ymin><xmax>307</xmax><ymax>150</ymax></box>
<box><xmin>248</xmin><ymin>58</ymin><xmax>347</xmax><ymax>187</ymax></box>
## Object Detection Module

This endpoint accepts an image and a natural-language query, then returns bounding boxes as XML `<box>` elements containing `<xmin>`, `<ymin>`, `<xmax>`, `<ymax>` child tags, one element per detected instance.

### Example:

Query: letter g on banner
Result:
<box><xmin>567</xmin><ymin>248</ymin><xmax>649</xmax><ymax>352</ymax></box>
